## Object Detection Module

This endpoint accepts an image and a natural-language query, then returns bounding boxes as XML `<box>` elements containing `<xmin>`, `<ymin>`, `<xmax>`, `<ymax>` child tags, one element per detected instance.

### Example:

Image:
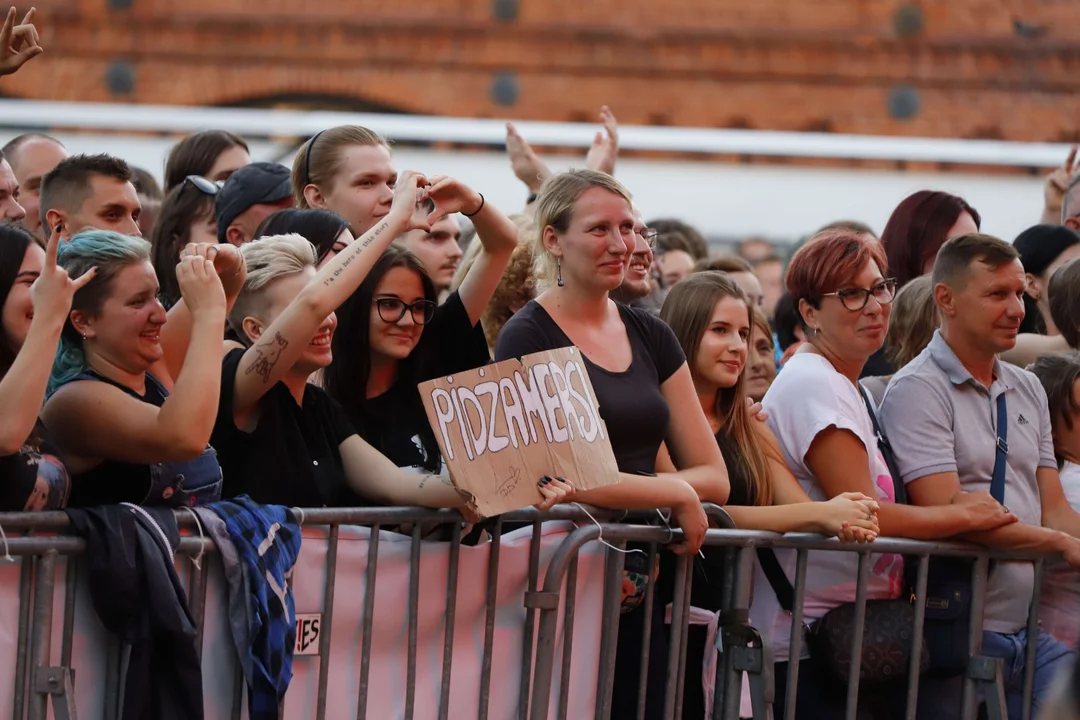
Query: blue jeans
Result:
<box><xmin>916</xmin><ymin>628</ymin><xmax>1075</xmax><ymax>719</ymax></box>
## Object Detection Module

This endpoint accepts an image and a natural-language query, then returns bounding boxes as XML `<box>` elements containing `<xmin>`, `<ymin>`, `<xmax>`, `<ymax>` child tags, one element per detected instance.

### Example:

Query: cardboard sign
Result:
<box><xmin>418</xmin><ymin>346</ymin><xmax>621</xmax><ymax>517</ymax></box>
<box><xmin>295</xmin><ymin>614</ymin><xmax>322</xmax><ymax>656</ymax></box>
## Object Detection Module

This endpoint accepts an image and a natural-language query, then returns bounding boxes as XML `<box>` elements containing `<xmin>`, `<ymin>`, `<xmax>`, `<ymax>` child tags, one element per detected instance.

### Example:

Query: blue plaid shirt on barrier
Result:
<box><xmin>212</xmin><ymin>497</ymin><xmax>302</xmax><ymax>720</ymax></box>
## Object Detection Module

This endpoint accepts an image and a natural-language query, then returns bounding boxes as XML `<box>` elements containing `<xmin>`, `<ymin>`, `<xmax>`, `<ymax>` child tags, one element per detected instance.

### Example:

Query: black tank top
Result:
<box><xmin>66</xmin><ymin>371</ymin><xmax>167</xmax><ymax>507</ymax></box>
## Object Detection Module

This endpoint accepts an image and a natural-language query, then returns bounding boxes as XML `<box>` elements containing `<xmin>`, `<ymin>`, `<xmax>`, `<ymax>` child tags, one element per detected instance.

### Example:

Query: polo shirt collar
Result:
<box><xmin>926</xmin><ymin>330</ymin><xmax>1011</xmax><ymax>394</ymax></box>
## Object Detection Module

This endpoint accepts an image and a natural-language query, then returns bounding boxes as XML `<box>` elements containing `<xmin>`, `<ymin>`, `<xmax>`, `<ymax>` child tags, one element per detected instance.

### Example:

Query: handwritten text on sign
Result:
<box><xmin>419</xmin><ymin>347</ymin><xmax>620</xmax><ymax>517</ymax></box>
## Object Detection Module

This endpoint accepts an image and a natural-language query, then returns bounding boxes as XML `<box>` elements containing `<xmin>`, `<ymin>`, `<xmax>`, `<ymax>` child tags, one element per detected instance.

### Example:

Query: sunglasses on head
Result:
<box><xmin>183</xmin><ymin>176</ymin><xmax>223</xmax><ymax>195</ymax></box>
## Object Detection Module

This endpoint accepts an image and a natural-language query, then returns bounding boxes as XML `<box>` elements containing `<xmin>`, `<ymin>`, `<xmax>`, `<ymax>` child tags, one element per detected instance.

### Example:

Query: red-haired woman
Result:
<box><xmin>756</xmin><ymin>228</ymin><xmax>1017</xmax><ymax>719</ymax></box>
<box><xmin>866</xmin><ymin>191</ymin><xmax>980</xmax><ymax>376</ymax></box>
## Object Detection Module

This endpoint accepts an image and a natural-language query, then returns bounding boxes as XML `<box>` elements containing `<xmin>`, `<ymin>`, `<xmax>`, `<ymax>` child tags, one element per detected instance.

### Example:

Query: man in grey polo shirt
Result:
<box><xmin>880</xmin><ymin>233</ymin><xmax>1080</xmax><ymax>718</ymax></box>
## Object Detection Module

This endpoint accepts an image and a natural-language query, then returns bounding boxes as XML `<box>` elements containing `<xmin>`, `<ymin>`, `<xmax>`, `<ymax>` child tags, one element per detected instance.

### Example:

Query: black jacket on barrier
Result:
<box><xmin>66</xmin><ymin>504</ymin><xmax>204</xmax><ymax>720</ymax></box>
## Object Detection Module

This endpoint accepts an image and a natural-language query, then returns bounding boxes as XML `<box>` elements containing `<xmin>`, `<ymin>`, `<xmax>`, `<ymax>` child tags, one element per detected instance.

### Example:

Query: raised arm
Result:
<box><xmin>230</xmin><ymin>171</ymin><xmax>428</xmax><ymax>418</ymax></box>
<box><xmin>158</xmin><ymin>242</ymin><xmax>247</xmax><ymax>383</ymax></box>
<box><xmin>43</xmin><ymin>253</ymin><xmax>227</xmax><ymax>464</ymax></box>
<box><xmin>660</xmin><ymin>363</ymin><xmax>730</xmax><ymax>504</ymax></box>
<box><xmin>0</xmin><ymin>7</ymin><xmax>42</xmax><ymax>78</ymax></box>
<box><xmin>430</xmin><ymin>175</ymin><xmax>519</xmax><ymax>324</ymax></box>
<box><xmin>0</xmin><ymin>234</ymin><xmax>94</xmax><ymax>455</ymax></box>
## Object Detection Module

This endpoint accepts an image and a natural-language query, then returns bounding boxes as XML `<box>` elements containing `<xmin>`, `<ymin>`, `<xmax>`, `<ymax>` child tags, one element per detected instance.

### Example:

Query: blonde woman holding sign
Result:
<box><xmin>494</xmin><ymin>169</ymin><xmax>727</xmax><ymax>720</ymax></box>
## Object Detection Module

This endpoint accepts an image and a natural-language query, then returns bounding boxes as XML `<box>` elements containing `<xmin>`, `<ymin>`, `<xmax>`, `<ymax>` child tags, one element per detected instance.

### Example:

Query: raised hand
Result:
<box><xmin>1044</xmin><ymin>146</ymin><xmax>1080</xmax><ymax>218</ymax></box>
<box><xmin>424</xmin><ymin>174</ymin><xmax>483</xmax><ymax>224</ymax></box>
<box><xmin>746</xmin><ymin>396</ymin><xmax>768</xmax><ymax>423</ymax></box>
<box><xmin>31</xmin><ymin>231</ymin><xmax>95</xmax><ymax>327</ymax></box>
<box><xmin>0</xmin><ymin>7</ymin><xmax>42</xmax><ymax>77</ymax></box>
<box><xmin>389</xmin><ymin>170</ymin><xmax>433</xmax><ymax>233</ymax></box>
<box><xmin>585</xmin><ymin>106</ymin><xmax>619</xmax><ymax>176</ymax></box>
<box><xmin>180</xmin><ymin>242</ymin><xmax>244</xmax><ymax>279</ymax></box>
<box><xmin>506</xmin><ymin>123</ymin><xmax>552</xmax><ymax>193</ymax></box>
<box><xmin>175</xmin><ymin>254</ymin><xmax>226</xmax><ymax>321</ymax></box>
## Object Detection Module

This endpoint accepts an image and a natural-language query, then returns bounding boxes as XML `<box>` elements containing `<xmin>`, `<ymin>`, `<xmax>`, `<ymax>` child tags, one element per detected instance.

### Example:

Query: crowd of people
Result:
<box><xmin>4</xmin><ymin>8</ymin><xmax>1080</xmax><ymax>719</ymax></box>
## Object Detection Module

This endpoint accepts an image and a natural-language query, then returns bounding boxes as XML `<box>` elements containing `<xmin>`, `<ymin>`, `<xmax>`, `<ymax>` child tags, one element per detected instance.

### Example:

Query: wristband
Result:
<box><xmin>464</xmin><ymin>193</ymin><xmax>485</xmax><ymax>217</ymax></box>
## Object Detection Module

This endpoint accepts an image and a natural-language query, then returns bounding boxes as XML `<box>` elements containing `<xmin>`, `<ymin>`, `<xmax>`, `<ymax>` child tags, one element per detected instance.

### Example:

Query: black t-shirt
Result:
<box><xmin>212</xmin><ymin>348</ymin><xmax>358</xmax><ymax>507</ymax></box>
<box><xmin>859</xmin><ymin>346</ymin><xmax>896</xmax><ymax>379</ymax></box>
<box><xmin>715</xmin><ymin>430</ymin><xmax>753</xmax><ymax>507</ymax></box>
<box><xmin>493</xmin><ymin>300</ymin><xmax>685</xmax><ymax>475</ymax></box>
<box><xmin>346</xmin><ymin>291</ymin><xmax>490</xmax><ymax>473</ymax></box>
<box><xmin>67</xmin><ymin>372</ymin><xmax>168</xmax><ymax>507</ymax></box>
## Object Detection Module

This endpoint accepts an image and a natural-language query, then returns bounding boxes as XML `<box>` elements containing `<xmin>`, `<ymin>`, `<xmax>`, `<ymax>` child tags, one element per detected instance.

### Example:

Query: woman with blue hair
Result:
<box><xmin>40</xmin><ymin>229</ymin><xmax>232</xmax><ymax>507</ymax></box>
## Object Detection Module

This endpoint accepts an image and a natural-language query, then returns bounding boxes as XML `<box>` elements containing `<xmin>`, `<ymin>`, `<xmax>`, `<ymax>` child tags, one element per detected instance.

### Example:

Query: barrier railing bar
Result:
<box><xmin>478</xmin><ymin>518</ymin><xmax>502</xmax><ymax>720</ymax></box>
<box><xmin>721</xmin><ymin>547</ymin><xmax>755</xmax><ymax>720</ymax></box>
<box><xmin>783</xmin><ymin>548</ymin><xmax>810</xmax><ymax>720</ymax></box>
<box><xmin>13</xmin><ymin>554</ymin><xmax>34</xmax><ymax>720</ymax></box>
<box><xmin>27</xmin><ymin>549</ymin><xmax>56</xmax><ymax>720</ymax></box>
<box><xmin>61</xmin><ymin>557</ymin><xmax>77</xmax><ymax>670</ymax></box>
<box><xmin>316</xmin><ymin>524</ymin><xmax>340</xmax><ymax>720</ymax></box>
<box><xmin>231</xmin><ymin>659</ymin><xmax>244</xmax><ymax>720</ymax></box>
<box><xmin>961</xmin><ymin>554</ymin><xmax>991</xmax><ymax>720</ymax></box>
<box><xmin>635</xmin><ymin>542</ymin><xmax>659</xmax><ymax>720</ymax></box>
<box><xmin>1020</xmin><ymin>560</ymin><xmax>1043</xmax><ymax>720</ymax></box>
<box><xmin>518</xmin><ymin>521</ymin><xmax>544</xmax><ymax>720</ymax></box>
<box><xmin>529</xmin><ymin>524</ymin><xmax>602</xmax><ymax>720</ymax></box>
<box><xmin>103</xmin><ymin>637</ymin><xmax>120</xmax><ymax>720</ymax></box>
<box><xmin>905</xmin><ymin>555</ymin><xmax>930</xmax><ymax>720</ymax></box>
<box><xmin>598</xmin><ymin>539</ymin><xmax>627</xmax><ymax>720</ymax></box>
<box><xmin>662</xmin><ymin>554</ymin><xmax>690</xmax><ymax>720</ymax></box>
<box><xmin>188</xmin><ymin>556</ymin><xmax>209</xmax><ymax>662</ymax></box>
<box><xmin>844</xmin><ymin>552</ymin><xmax>872</xmax><ymax>720</ymax></box>
<box><xmin>556</xmin><ymin>551</ymin><xmax>579</xmax><ymax>720</ymax></box>
<box><xmin>437</xmin><ymin>522</ymin><xmax>461</xmax><ymax>720</ymax></box>
<box><xmin>713</xmin><ymin>547</ymin><xmax>737</xmax><ymax>720</ymax></box>
<box><xmin>672</xmin><ymin>557</ymin><xmax>693</xmax><ymax>720</ymax></box>
<box><xmin>404</xmin><ymin>523</ymin><xmax>423</xmax><ymax>720</ymax></box>
<box><xmin>355</xmin><ymin>523</ymin><xmax>380</xmax><ymax>720</ymax></box>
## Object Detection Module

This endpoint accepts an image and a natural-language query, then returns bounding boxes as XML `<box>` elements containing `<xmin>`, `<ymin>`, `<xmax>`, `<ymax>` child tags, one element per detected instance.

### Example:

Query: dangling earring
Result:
<box><xmin>556</xmin><ymin>258</ymin><xmax>564</xmax><ymax>287</ymax></box>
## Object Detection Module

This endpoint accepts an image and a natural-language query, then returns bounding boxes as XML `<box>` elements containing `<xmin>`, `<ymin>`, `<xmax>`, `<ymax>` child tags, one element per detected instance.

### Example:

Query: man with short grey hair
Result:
<box><xmin>880</xmin><ymin>233</ymin><xmax>1080</xmax><ymax>718</ymax></box>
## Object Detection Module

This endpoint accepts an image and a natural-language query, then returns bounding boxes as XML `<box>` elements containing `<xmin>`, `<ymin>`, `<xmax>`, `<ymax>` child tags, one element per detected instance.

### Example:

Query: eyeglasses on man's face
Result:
<box><xmin>823</xmin><ymin>278</ymin><xmax>898</xmax><ymax>311</ymax></box>
<box><xmin>636</xmin><ymin>227</ymin><xmax>658</xmax><ymax>248</ymax></box>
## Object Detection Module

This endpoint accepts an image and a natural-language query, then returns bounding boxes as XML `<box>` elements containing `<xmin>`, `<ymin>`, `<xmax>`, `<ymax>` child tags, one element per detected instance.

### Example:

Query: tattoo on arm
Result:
<box><xmin>323</xmin><ymin>221</ymin><xmax>391</xmax><ymax>287</ymax></box>
<box><xmin>244</xmin><ymin>332</ymin><xmax>289</xmax><ymax>384</ymax></box>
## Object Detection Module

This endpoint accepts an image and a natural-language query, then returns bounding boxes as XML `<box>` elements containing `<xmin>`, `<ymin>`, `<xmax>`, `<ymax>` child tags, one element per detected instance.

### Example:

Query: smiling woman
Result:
<box><xmin>40</xmin><ymin>230</ymin><xmax>229</xmax><ymax>508</ymax></box>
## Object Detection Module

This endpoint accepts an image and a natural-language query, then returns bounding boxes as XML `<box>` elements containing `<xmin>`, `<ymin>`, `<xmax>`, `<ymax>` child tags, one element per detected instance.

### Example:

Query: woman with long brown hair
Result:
<box><xmin>660</xmin><ymin>271</ymin><xmax>880</xmax><ymax>718</ymax></box>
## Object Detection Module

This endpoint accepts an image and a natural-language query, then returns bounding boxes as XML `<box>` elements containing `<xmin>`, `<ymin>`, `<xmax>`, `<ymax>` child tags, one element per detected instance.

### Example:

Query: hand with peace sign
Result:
<box><xmin>1043</xmin><ymin>145</ymin><xmax>1080</xmax><ymax>224</ymax></box>
<box><xmin>0</xmin><ymin>7</ymin><xmax>43</xmax><ymax>78</ymax></box>
<box><xmin>30</xmin><ymin>231</ymin><xmax>96</xmax><ymax>331</ymax></box>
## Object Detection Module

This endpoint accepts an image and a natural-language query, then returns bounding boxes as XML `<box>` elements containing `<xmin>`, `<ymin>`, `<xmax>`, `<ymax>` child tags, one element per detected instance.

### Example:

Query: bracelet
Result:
<box><xmin>463</xmin><ymin>193</ymin><xmax>485</xmax><ymax>217</ymax></box>
<box><xmin>526</xmin><ymin>192</ymin><xmax>538</xmax><ymax>204</ymax></box>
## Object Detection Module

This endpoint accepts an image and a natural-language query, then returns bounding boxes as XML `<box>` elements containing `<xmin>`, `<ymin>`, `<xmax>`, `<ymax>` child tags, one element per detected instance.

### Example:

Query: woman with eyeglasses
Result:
<box><xmin>149</xmin><ymin>175</ymin><xmax>220</xmax><ymax>309</ymax></box>
<box><xmin>209</xmin><ymin>171</ymin><xmax>575</xmax><ymax>510</ymax></box>
<box><xmin>755</xmin><ymin>228</ymin><xmax>1016</xmax><ymax>719</ymax></box>
<box><xmin>321</xmin><ymin>182</ymin><xmax>516</xmax><ymax>475</ymax></box>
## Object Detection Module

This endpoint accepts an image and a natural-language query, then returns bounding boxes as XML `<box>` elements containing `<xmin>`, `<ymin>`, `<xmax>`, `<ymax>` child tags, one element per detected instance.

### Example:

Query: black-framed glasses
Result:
<box><xmin>183</xmin><ymin>175</ymin><xmax>223</xmax><ymax>195</ymax></box>
<box><xmin>823</xmin><ymin>278</ymin><xmax>897</xmax><ymax>311</ymax></box>
<box><xmin>636</xmin><ymin>227</ymin><xmax>659</xmax><ymax>248</ymax></box>
<box><xmin>374</xmin><ymin>298</ymin><xmax>436</xmax><ymax>325</ymax></box>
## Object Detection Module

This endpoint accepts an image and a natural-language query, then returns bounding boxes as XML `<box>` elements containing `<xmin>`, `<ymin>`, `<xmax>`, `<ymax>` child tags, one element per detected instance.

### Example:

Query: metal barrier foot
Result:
<box><xmin>33</xmin><ymin>667</ymin><xmax>76</xmax><ymax>720</ymax></box>
<box><xmin>968</xmin><ymin>656</ymin><xmax>1007</xmax><ymax>720</ymax></box>
<box><xmin>731</xmin><ymin>643</ymin><xmax>774</xmax><ymax>720</ymax></box>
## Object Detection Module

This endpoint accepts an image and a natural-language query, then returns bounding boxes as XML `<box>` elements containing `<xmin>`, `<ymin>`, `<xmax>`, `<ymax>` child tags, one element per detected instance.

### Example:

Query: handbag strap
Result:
<box><xmin>859</xmin><ymin>383</ymin><xmax>908</xmax><ymax>506</ymax></box>
<box><xmin>757</xmin><ymin>547</ymin><xmax>796</xmax><ymax>613</ymax></box>
<box><xmin>990</xmin><ymin>392</ymin><xmax>1008</xmax><ymax>504</ymax></box>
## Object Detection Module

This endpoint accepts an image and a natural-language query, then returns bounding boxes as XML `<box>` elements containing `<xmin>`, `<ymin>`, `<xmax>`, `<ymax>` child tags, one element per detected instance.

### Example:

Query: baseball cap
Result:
<box><xmin>215</xmin><ymin>162</ymin><xmax>292</xmax><ymax>242</ymax></box>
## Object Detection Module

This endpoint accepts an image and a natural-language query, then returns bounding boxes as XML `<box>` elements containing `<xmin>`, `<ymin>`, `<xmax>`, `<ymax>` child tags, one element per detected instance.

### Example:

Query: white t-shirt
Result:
<box><xmin>1040</xmin><ymin>461</ymin><xmax>1080</xmax><ymax>647</ymax></box>
<box><xmin>752</xmin><ymin>352</ymin><xmax>904</xmax><ymax>662</ymax></box>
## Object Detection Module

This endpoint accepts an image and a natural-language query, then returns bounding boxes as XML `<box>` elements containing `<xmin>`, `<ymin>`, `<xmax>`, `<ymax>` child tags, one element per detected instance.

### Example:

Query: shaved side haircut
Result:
<box><xmin>39</xmin><ymin>153</ymin><xmax>132</xmax><ymax>231</ymax></box>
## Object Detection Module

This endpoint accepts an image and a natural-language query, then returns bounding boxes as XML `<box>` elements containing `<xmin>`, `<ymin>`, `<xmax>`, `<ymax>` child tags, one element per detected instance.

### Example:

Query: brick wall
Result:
<box><xmin>6</xmin><ymin>0</ymin><xmax>1080</xmax><ymax>142</ymax></box>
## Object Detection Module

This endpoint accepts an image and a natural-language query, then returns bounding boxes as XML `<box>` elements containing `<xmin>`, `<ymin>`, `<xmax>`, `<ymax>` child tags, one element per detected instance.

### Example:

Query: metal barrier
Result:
<box><xmin>0</xmin><ymin>506</ymin><xmax>1066</xmax><ymax>720</ymax></box>
<box><xmin>530</xmin><ymin>524</ymin><xmax>1064</xmax><ymax>720</ymax></box>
